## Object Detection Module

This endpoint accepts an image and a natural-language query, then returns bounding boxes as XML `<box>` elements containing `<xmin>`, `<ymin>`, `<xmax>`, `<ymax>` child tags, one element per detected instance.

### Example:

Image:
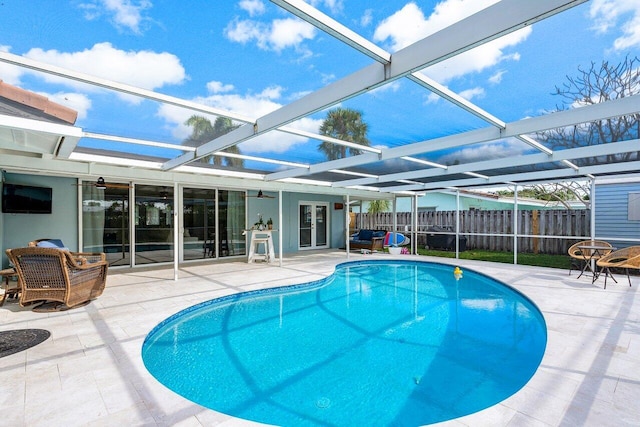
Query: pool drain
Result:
<box><xmin>316</xmin><ymin>397</ymin><xmax>331</xmax><ymax>408</ymax></box>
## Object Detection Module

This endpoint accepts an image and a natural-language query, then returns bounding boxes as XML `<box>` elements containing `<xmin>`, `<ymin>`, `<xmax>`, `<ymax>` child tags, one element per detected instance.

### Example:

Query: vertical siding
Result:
<box><xmin>595</xmin><ymin>182</ymin><xmax>640</xmax><ymax>247</ymax></box>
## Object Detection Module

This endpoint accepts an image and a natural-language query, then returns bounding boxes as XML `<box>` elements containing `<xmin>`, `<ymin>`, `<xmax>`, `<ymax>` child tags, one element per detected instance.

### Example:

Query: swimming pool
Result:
<box><xmin>143</xmin><ymin>260</ymin><xmax>546</xmax><ymax>426</ymax></box>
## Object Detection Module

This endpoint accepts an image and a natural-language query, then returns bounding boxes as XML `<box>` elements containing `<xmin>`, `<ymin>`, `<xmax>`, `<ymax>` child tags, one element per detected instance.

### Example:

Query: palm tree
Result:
<box><xmin>318</xmin><ymin>108</ymin><xmax>370</xmax><ymax>160</ymax></box>
<box><xmin>368</xmin><ymin>199</ymin><xmax>390</xmax><ymax>213</ymax></box>
<box><xmin>183</xmin><ymin>115</ymin><xmax>244</xmax><ymax>167</ymax></box>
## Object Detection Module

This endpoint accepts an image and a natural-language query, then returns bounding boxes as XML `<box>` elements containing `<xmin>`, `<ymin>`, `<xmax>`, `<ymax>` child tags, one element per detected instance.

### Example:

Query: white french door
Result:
<box><xmin>299</xmin><ymin>202</ymin><xmax>329</xmax><ymax>250</ymax></box>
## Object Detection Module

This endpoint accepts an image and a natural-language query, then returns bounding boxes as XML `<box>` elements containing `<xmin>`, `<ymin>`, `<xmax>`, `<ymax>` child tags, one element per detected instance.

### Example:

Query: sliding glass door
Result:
<box><xmin>82</xmin><ymin>183</ymin><xmax>245</xmax><ymax>266</ymax></box>
<box><xmin>82</xmin><ymin>184</ymin><xmax>130</xmax><ymax>266</ymax></box>
<box><xmin>183</xmin><ymin>188</ymin><xmax>216</xmax><ymax>260</ymax></box>
<box><xmin>218</xmin><ymin>190</ymin><xmax>246</xmax><ymax>257</ymax></box>
<box><xmin>135</xmin><ymin>185</ymin><xmax>174</xmax><ymax>265</ymax></box>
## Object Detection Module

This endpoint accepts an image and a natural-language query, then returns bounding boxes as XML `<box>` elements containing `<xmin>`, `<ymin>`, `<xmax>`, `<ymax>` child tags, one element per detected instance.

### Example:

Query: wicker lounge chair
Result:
<box><xmin>28</xmin><ymin>238</ymin><xmax>106</xmax><ymax>265</ymax></box>
<box><xmin>596</xmin><ymin>246</ymin><xmax>640</xmax><ymax>289</ymax></box>
<box><xmin>5</xmin><ymin>247</ymin><xmax>108</xmax><ymax>309</ymax></box>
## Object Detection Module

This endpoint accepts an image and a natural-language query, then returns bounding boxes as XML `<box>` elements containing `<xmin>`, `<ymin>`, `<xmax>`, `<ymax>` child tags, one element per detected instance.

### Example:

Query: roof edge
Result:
<box><xmin>0</xmin><ymin>79</ymin><xmax>77</xmax><ymax>125</ymax></box>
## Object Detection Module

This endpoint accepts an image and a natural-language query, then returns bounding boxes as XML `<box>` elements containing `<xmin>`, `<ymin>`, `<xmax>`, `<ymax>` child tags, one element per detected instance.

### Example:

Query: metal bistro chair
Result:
<box><xmin>596</xmin><ymin>246</ymin><xmax>640</xmax><ymax>289</ymax></box>
<box><xmin>567</xmin><ymin>240</ymin><xmax>613</xmax><ymax>278</ymax></box>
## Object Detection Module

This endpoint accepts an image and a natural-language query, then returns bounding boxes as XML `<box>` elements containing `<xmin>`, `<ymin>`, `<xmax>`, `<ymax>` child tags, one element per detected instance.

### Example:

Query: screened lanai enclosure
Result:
<box><xmin>0</xmin><ymin>0</ymin><xmax>639</xmax><ymax>267</ymax></box>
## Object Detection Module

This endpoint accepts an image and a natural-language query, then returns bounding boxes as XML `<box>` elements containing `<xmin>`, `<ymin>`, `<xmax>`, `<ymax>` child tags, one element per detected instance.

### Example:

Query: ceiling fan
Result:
<box><xmin>244</xmin><ymin>190</ymin><xmax>275</xmax><ymax>199</ymax></box>
<box><xmin>74</xmin><ymin>177</ymin><xmax>132</xmax><ymax>190</ymax></box>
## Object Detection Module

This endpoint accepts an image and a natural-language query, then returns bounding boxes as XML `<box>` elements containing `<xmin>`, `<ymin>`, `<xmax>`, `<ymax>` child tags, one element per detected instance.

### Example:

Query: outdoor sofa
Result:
<box><xmin>349</xmin><ymin>229</ymin><xmax>386</xmax><ymax>251</ymax></box>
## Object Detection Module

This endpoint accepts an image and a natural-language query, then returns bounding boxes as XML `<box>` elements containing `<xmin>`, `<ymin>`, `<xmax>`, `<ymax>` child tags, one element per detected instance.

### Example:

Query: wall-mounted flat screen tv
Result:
<box><xmin>2</xmin><ymin>183</ymin><xmax>53</xmax><ymax>214</ymax></box>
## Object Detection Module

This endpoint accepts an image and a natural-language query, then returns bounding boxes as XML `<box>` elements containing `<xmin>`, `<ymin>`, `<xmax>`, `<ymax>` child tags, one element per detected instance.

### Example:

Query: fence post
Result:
<box><xmin>532</xmin><ymin>209</ymin><xmax>539</xmax><ymax>254</ymax></box>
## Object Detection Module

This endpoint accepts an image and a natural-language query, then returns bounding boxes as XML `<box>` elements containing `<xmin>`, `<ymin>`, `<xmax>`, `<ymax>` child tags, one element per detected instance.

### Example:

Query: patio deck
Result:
<box><xmin>1</xmin><ymin>251</ymin><xmax>639</xmax><ymax>426</ymax></box>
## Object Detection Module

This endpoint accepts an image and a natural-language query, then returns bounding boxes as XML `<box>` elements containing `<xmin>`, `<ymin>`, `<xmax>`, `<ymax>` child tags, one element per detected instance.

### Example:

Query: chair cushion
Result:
<box><xmin>358</xmin><ymin>229</ymin><xmax>373</xmax><ymax>241</ymax></box>
<box><xmin>373</xmin><ymin>230</ymin><xmax>386</xmax><ymax>238</ymax></box>
<box><xmin>36</xmin><ymin>239</ymin><xmax>68</xmax><ymax>250</ymax></box>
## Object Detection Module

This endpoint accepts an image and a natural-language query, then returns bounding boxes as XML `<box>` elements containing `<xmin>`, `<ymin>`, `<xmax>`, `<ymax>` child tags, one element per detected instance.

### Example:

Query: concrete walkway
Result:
<box><xmin>1</xmin><ymin>251</ymin><xmax>638</xmax><ymax>426</ymax></box>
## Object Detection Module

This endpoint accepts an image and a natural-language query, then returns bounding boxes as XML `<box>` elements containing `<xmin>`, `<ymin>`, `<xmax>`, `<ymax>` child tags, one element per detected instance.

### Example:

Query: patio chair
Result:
<box><xmin>567</xmin><ymin>240</ymin><xmax>613</xmax><ymax>277</ymax></box>
<box><xmin>5</xmin><ymin>247</ymin><xmax>108</xmax><ymax>310</ymax></box>
<box><xmin>596</xmin><ymin>246</ymin><xmax>640</xmax><ymax>289</ymax></box>
<box><xmin>28</xmin><ymin>239</ymin><xmax>105</xmax><ymax>264</ymax></box>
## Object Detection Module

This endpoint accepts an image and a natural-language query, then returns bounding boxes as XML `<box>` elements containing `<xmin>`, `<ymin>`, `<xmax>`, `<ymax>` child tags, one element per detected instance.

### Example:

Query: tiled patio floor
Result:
<box><xmin>1</xmin><ymin>251</ymin><xmax>639</xmax><ymax>426</ymax></box>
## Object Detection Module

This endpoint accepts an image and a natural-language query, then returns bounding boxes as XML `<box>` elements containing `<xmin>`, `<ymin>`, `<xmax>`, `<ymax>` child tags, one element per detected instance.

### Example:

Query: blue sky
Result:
<box><xmin>0</xmin><ymin>0</ymin><xmax>639</xmax><ymax>172</ymax></box>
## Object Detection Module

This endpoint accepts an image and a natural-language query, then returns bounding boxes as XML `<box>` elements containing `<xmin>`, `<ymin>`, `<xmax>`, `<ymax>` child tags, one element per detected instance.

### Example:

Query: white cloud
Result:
<box><xmin>239</xmin><ymin>0</ymin><xmax>265</xmax><ymax>17</ymax></box>
<box><xmin>373</xmin><ymin>0</ymin><xmax>529</xmax><ymax>83</ymax></box>
<box><xmin>425</xmin><ymin>92</ymin><xmax>440</xmax><ymax>104</ymax></box>
<box><xmin>590</xmin><ymin>0</ymin><xmax>640</xmax><ymax>50</ymax></box>
<box><xmin>368</xmin><ymin>81</ymin><xmax>402</xmax><ymax>96</ymax></box>
<box><xmin>360</xmin><ymin>9</ymin><xmax>373</xmax><ymax>27</ymax></box>
<box><xmin>79</xmin><ymin>0</ymin><xmax>152</xmax><ymax>34</ymax></box>
<box><xmin>290</xmin><ymin>90</ymin><xmax>313</xmax><ymax>100</ymax></box>
<box><xmin>23</xmin><ymin>42</ymin><xmax>186</xmax><ymax>101</ymax></box>
<box><xmin>44</xmin><ymin>92</ymin><xmax>92</xmax><ymax>120</ymax></box>
<box><xmin>437</xmin><ymin>139</ymin><xmax>529</xmax><ymax>165</ymax></box>
<box><xmin>458</xmin><ymin>87</ymin><xmax>485</xmax><ymax>101</ymax></box>
<box><xmin>308</xmin><ymin>0</ymin><xmax>343</xmax><ymax>15</ymax></box>
<box><xmin>239</xmin><ymin>116</ymin><xmax>323</xmax><ymax>154</ymax></box>
<box><xmin>489</xmin><ymin>70</ymin><xmax>506</xmax><ymax>84</ymax></box>
<box><xmin>0</xmin><ymin>45</ymin><xmax>23</xmax><ymax>85</ymax></box>
<box><xmin>320</xmin><ymin>73</ymin><xmax>336</xmax><ymax>85</ymax></box>
<box><xmin>225</xmin><ymin>17</ymin><xmax>316</xmax><ymax>52</ymax></box>
<box><xmin>270</xmin><ymin>19</ymin><xmax>316</xmax><ymax>51</ymax></box>
<box><xmin>157</xmin><ymin>83</ymin><xmax>322</xmax><ymax>153</ymax></box>
<box><xmin>207</xmin><ymin>81</ymin><xmax>235</xmax><ymax>94</ymax></box>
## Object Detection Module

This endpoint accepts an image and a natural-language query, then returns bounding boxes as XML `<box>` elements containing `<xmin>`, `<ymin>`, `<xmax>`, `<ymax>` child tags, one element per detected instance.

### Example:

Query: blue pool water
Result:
<box><xmin>142</xmin><ymin>260</ymin><xmax>546</xmax><ymax>426</ymax></box>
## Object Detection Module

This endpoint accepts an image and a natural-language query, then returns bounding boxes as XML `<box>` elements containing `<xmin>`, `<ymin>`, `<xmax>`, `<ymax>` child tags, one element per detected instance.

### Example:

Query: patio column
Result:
<box><xmin>513</xmin><ymin>184</ymin><xmax>519</xmax><ymax>265</ymax></box>
<box><xmin>393</xmin><ymin>196</ymin><xmax>397</xmax><ymax>246</ymax></box>
<box><xmin>345</xmin><ymin>194</ymin><xmax>350</xmax><ymax>260</ymax></box>
<box><xmin>411</xmin><ymin>194</ymin><xmax>418</xmax><ymax>255</ymax></box>
<box><xmin>590</xmin><ymin>178</ymin><xmax>596</xmax><ymax>240</ymax></box>
<box><xmin>173</xmin><ymin>182</ymin><xmax>179</xmax><ymax>281</ymax></box>
<box><xmin>590</xmin><ymin>178</ymin><xmax>596</xmax><ymax>272</ymax></box>
<box><xmin>455</xmin><ymin>190</ymin><xmax>460</xmax><ymax>259</ymax></box>
<box><xmin>279</xmin><ymin>190</ymin><xmax>283</xmax><ymax>267</ymax></box>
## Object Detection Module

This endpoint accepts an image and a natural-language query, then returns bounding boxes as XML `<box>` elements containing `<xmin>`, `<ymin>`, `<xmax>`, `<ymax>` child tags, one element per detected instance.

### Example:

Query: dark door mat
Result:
<box><xmin>0</xmin><ymin>329</ymin><xmax>51</xmax><ymax>358</ymax></box>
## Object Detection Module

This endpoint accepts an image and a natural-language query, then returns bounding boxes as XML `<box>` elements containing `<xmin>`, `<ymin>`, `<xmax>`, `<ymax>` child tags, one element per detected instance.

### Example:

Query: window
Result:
<box><xmin>629</xmin><ymin>192</ymin><xmax>640</xmax><ymax>221</ymax></box>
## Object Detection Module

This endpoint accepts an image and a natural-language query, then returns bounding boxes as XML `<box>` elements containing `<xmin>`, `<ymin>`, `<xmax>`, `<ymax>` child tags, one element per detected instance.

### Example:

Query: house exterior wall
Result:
<box><xmin>246</xmin><ymin>191</ymin><xmax>345</xmax><ymax>253</ymax></box>
<box><xmin>2</xmin><ymin>172</ymin><xmax>347</xmax><ymax>268</ymax></box>
<box><xmin>1</xmin><ymin>173</ymin><xmax>79</xmax><ymax>268</ymax></box>
<box><xmin>594</xmin><ymin>180</ymin><xmax>640</xmax><ymax>248</ymax></box>
<box><xmin>281</xmin><ymin>193</ymin><xmax>346</xmax><ymax>252</ymax></box>
<box><xmin>393</xmin><ymin>193</ymin><xmax>568</xmax><ymax>212</ymax></box>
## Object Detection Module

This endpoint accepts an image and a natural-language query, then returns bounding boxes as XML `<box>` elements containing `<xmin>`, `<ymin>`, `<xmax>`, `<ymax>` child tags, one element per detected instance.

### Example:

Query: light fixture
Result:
<box><xmin>257</xmin><ymin>190</ymin><xmax>264</xmax><ymax>199</ymax></box>
<box><xmin>95</xmin><ymin>177</ymin><xmax>107</xmax><ymax>190</ymax></box>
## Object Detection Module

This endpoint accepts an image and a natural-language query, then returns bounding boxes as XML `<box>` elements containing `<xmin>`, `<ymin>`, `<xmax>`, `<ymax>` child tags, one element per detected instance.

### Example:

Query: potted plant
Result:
<box><xmin>254</xmin><ymin>213</ymin><xmax>265</xmax><ymax>230</ymax></box>
<box><xmin>267</xmin><ymin>218</ymin><xmax>273</xmax><ymax>230</ymax></box>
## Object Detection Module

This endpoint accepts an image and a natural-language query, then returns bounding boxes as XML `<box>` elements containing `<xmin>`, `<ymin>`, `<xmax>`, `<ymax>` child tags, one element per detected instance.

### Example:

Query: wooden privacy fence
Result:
<box><xmin>355</xmin><ymin>210</ymin><xmax>590</xmax><ymax>255</ymax></box>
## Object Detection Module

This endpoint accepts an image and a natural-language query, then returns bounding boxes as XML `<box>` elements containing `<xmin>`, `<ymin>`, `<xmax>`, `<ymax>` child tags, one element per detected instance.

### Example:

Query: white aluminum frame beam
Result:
<box><xmin>295</xmin><ymin>94</ymin><xmax>640</xmax><ymax>186</ymax></box>
<box><xmin>0</xmin><ymin>51</ymin><xmax>256</xmax><ymax>124</ymax></box>
<box><xmin>167</xmin><ymin>0</ymin><xmax>585</xmax><ymax>171</ymax></box>
<box><xmin>0</xmin><ymin>51</ymin><xmax>380</xmax><ymax>166</ymax></box>
<box><xmin>275</xmin><ymin>0</ymin><xmax>576</xmax><ymax>181</ymax></box>
<box><xmin>336</xmin><ymin>137</ymin><xmax>640</xmax><ymax>190</ymax></box>
<box><xmin>380</xmin><ymin>139</ymin><xmax>640</xmax><ymax>192</ymax></box>
<box><xmin>270</xmin><ymin>0</ymin><xmax>391</xmax><ymax>64</ymax></box>
<box><xmin>407</xmin><ymin>72</ymin><xmax>506</xmax><ymax>128</ymax></box>
<box><xmin>386</xmin><ymin>160</ymin><xmax>640</xmax><ymax>192</ymax></box>
<box><xmin>274</xmin><ymin>0</ymin><xmax>565</xmax><ymax>177</ymax></box>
